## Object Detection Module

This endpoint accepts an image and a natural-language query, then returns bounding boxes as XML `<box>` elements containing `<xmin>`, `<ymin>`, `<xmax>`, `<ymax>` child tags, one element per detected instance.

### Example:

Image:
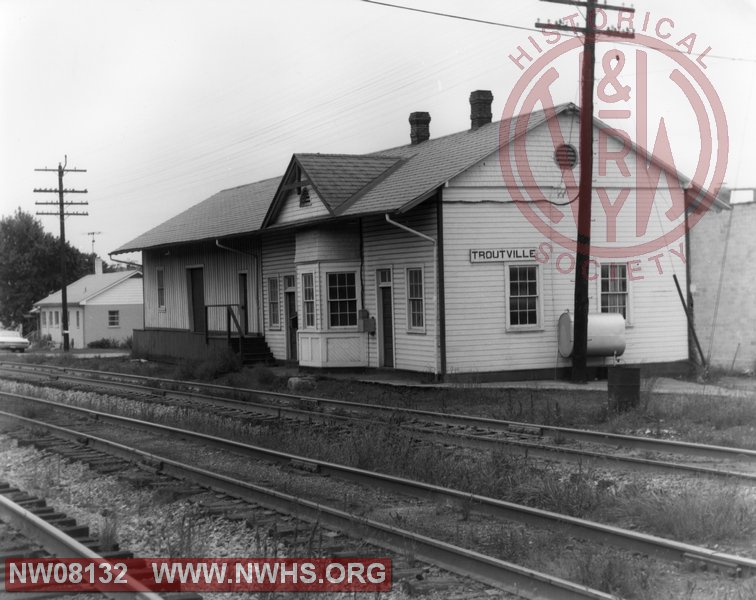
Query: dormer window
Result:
<box><xmin>299</xmin><ymin>186</ymin><xmax>311</xmax><ymax>206</ymax></box>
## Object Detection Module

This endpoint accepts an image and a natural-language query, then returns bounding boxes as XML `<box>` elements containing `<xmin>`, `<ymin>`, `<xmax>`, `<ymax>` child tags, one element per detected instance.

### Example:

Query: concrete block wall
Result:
<box><xmin>690</xmin><ymin>201</ymin><xmax>756</xmax><ymax>373</ymax></box>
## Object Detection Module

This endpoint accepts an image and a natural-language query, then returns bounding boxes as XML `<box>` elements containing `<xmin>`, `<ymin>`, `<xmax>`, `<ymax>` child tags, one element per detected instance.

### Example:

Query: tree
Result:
<box><xmin>0</xmin><ymin>209</ymin><xmax>91</xmax><ymax>329</ymax></box>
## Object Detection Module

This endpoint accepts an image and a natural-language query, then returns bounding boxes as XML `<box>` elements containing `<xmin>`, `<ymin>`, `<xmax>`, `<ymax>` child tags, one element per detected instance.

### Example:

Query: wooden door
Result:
<box><xmin>188</xmin><ymin>268</ymin><xmax>205</xmax><ymax>333</ymax></box>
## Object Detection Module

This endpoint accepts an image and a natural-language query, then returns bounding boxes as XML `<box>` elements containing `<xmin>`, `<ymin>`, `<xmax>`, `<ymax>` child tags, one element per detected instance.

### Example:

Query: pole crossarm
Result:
<box><xmin>36</xmin><ymin>212</ymin><xmax>89</xmax><ymax>217</ymax></box>
<box><xmin>33</xmin><ymin>188</ymin><xmax>88</xmax><ymax>193</ymax></box>
<box><xmin>535</xmin><ymin>22</ymin><xmax>635</xmax><ymax>38</ymax></box>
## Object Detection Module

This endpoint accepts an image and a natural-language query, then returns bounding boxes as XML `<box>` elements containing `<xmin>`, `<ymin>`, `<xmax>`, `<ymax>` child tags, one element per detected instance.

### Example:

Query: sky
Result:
<box><xmin>1</xmin><ymin>0</ymin><xmax>755</xmax><ymax>265</ymax></box>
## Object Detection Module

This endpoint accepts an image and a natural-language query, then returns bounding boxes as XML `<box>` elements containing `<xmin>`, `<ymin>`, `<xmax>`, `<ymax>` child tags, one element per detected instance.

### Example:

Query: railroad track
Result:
<box><xmin>0</xmin><ymin>409</ymin><xmax>622</xmax><ymax>600</ymax></box>
<box><xmin>0</xmin><ymin>480</ymin><xmax>201</xmax><ymax>600</ymax></box>
<box><xmin>1</xmin><ymin>387</ymin><xmax>755</xmax><ymax>586</ymax></box>
<box><xmin>1</xmin><ymin>361</ymin><xmax>755</xmax><ymax>484</ymax></box>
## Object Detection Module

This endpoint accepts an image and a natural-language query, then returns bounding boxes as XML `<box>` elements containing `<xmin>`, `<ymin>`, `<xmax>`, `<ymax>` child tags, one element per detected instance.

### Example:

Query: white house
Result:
<box><xmin>112</xmin><ymin>92</ymin><xmax>727</xmax><ymax>379</ymax></box>
<box><xmin>35</xmin><ymin>260</ymin><xmax>143</xmax><ymax>348</ymax></box>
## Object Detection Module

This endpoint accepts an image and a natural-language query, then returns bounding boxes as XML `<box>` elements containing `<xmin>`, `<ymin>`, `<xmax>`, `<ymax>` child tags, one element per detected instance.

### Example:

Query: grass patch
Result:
<box><xmin>604</xmin><ymin>481</ymin><xmax>756</xmax><ymax>545</ymax></box>
<box><xmin>551</xmin><ymin>546</ymin><xmax>656</xmax><ymax>599</ymax></box>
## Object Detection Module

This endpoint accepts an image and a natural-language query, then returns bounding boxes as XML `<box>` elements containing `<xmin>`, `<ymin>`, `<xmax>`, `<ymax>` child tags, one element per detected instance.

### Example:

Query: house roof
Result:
<box><xmin>113</xmin><ymin>101</ymin><xmax>726</xmax><ymax>254</ymax></box>
<box><xmin>113</xmin><ymin>176</ymin><xmax>281</xmax><ymax>254</ymax></box>
<box><xmin>34</xmin><ymin>270</ymin><xmax>142</xmax><ymax>307</ymax></box>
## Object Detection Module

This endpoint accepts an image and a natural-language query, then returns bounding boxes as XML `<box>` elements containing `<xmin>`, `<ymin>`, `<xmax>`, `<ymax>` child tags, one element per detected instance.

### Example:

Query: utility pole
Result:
<box><xmin>34</xmin><ymin>156</ymin><xmax>88</xmax><ymax>352</ymax></box>
<box><xmin>536</xmin><ymin>0</ymin><xmax>634</xmax><ymax>382</ymax></box>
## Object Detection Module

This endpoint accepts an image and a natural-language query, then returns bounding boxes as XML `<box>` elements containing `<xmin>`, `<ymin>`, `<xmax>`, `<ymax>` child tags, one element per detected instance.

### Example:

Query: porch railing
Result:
<box><xmin>204</xmin><ymin>304</ymin><xmax>245</xmax><ymax>350</ymax></box>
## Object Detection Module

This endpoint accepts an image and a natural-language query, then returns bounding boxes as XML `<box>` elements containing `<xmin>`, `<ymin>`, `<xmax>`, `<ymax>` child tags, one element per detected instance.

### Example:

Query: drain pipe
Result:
<box><xmin>107</xmin><ymin>253</ymin><xmax>142</xmax><ymax>271</ymax></box>
<box><xmin>215</xmin><ymin>240</ymin><xmax>262</xmax><ymax>334</ymax></box>
<box><xmin>384</xmin><ymin>214</ymin><xmax>440</xmax><ymax>379</ymax></box>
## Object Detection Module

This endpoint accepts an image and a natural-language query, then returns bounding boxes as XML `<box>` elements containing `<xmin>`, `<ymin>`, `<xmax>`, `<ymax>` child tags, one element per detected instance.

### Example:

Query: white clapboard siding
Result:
<box><xmin>362</xmin><ymin>206</ymin><xmax>438</xmax><ymax>373</ymax></box>
<box><xmin>442</xmin><ymin>112</ymin><xmax>689</xmax><ymax>373</ymax></box>
<box><xmin>261</xmin><ymin>231</ymin><xmax>296</xmax><ymax>360</ymax></box>
<box><xmin>143</xmin><ymin>239</ymin><xmax>261</xmax><ymax>333</ymax></box>
<box><xmin>276</xmin><ymin>187</ymin><xmax>330</xmax><ymax>225</ymax></box>
<box><xmin>442</xmin><ymin>201</ymin><xmax>688</xmax><ymax>372</ymax></box>
<box><xmin>85</xmin><ymin>277</ymin><xmax>143</xmax><ymax>305</ymax></box>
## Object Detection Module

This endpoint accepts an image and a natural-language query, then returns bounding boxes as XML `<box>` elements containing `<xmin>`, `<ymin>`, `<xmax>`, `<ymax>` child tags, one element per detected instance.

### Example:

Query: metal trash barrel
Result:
<box><xmin>607</xmin><ymin>366</ymin><xmax>641</xmax><ymax>412</ymax></box>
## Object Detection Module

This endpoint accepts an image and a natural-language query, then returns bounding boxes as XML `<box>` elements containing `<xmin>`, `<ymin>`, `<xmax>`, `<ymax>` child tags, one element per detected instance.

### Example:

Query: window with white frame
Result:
<box><xmin>268</xmin><ymin>277</ymin><xmax>280</xmax><ymax>328</ymax></box>
<box><xmin>76</xmin><ymin>311</ymin><xmax>80</xmax><ymax>328</ymax></box>
<box><xmin>507</xmin><ymin>264</ymin><xmax>540</xmax><ymax>328</ymax></box>
<box><xmin>601</xmin><ymin>263</ymin><xmax>628</xmax><ymax>319</ymax></box>
<box><xmin>108</xmin><ymin>310</ymin><xmax>120</xmax><ymax>327</ymax></box>
<box><xmin>54</xmin><ymin>311</ymin><xmax>59</xmax><ymax>325</ymax></box>
<box><xmin>302</xmin><ymin>273</ymin><xmax>315</xmax><ymax>328</ymax></box>
<box><xmin>327</xmin><ymin>272</ymin><xmax>357</xmax><ymax>327</ymax></box>
<box><xmin>407</xmin><ymin>268</ymin><xmax>425</xmax><ymax>330</ymax></box>
<box><xmin>157</xmin><ymin>268</ymin><xmax>166</xmax><ymax>310</ymax></box>
<box><xmin>42</xmin><ymin>312</ymin><xmax>47</xmax><ymax>326</ymax></box>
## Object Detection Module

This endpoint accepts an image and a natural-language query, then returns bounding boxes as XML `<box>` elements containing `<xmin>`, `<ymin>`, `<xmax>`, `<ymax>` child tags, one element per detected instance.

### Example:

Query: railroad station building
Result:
<box><xmin>113</xmin><ymin>92</ymin><xmax>728</xmax><ymax>379</ymax></box>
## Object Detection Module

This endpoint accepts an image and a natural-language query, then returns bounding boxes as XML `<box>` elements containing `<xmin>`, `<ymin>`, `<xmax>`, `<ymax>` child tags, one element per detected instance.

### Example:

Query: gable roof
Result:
<box><xmin>263</xmin><ymin>154</ymin><xmax>403</xmax><ymax>227</ymax></box>
<box><xmin>113</xmin><ymin>101</ymin><xmax>726</xmax><ymax>253</ymax></box>
<box><xmin>348</xmin><ymin>104</ymin><xmax>562</xmax><ymax>216</ymax></box>
<box><xmin>35</xmin><ymin>270</ymin><xmax>142</xmax><ymax>307</ymax></box>
<box><xmin>113</xmin><ymin>176</ymin><xmax>281</xmax><ymax>254</ymax></box>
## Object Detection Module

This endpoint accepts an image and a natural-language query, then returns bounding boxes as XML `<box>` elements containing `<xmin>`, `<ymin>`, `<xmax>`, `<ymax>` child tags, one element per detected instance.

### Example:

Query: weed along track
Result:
<box><xmin>0</xmin><ymin>407</ymin><xmax>610</xmax><ymax>600</ymax></box>
<box><xmin>2</xmin><ymin>381</ymin><xmax>756</xmax><ymax>599</ymax></box>
<box><xmin>2</xmin><ymin>361</ymin><xmax>756</xmax><ymax>483</ymax></box>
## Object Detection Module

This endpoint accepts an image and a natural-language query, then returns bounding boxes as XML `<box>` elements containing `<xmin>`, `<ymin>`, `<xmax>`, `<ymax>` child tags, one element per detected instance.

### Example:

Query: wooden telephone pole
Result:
<box><xmin>34</xmin><ymin>156</ymin><xmax>88</xmax><ymax>352</ymax></box>
<box><xmin>536</xmin><ymin>0</ymin><xmax>634</xmax><ymax>382</ymax></box>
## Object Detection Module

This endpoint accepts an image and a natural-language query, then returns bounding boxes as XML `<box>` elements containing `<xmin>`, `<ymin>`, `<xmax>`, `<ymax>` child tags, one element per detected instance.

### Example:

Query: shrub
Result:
<box><xmin>87</xmin><ymin>338</ymin><xmax>120</xmax><ymax>349</ymax></box>
<box><xmin>175</xmin><ymin>348</ymin><xmax>242</xmax><ymax>382</ymax></box>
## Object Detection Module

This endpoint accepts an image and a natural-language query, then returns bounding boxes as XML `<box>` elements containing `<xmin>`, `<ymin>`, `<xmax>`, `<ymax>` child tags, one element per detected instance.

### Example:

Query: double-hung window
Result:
<box><xmin>302</xmin><ymin>273</ymin><xmax>315</xmax><ymax>328</ymax></box>
<box><xmin>407</xmin><ymin>268</ymin><xmax>425</xmax><ymax>331</ymax></box>
<box><xmin>601</xmin><ymin>263</ymin><xmax>628</xmax><ymax>319</ymax></box>
<box><xmin>108</xmin><ymin>310</ymin><xmax>120</xmax><ymax>327</ymax></box>
<box><xmin>327</xmin><ymin>272</ymin><xmax>357</xmax><ymax>327</ymax></box>
<box><xmin>507</xmin><ymin>265</ymin><xmax>540</xmax><ymax>329</ymax></box>
<box><xmin>268</xmin><ymin>277</ymin><xmax>280</xmax><ymax>328</ymax></box>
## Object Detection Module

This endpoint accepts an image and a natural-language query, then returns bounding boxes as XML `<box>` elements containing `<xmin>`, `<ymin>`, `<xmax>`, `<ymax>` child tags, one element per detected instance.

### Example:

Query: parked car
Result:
<box><xmin>0</xmin><ymin>330</ymin><xmax>30</xmax><ymax>352</ymax></box>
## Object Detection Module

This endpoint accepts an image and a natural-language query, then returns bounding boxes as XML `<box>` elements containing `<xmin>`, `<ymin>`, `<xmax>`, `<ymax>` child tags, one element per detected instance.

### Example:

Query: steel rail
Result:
<box><xmin>2</xmin><ymin>364</ymin><xmax>755</xmax><ymax>481</ymax></box>
<box><xmin>0</xmin><ymin>410</ymin><xmax>613</xmax><ymax>600</ymax></box>
<box><xmin>0</xmin><ymin>492</ymin><xmax>164</xmax><ymax>600</ymax></box>
<box><xmin>1</xmin><ymin>390</ymin><xmax>754</xmax><ymax>576</ymax></box>
<box><xmin>4</xmin><ymin>361</ymin><xmax>756</xmax><ymax>462</ymax></box>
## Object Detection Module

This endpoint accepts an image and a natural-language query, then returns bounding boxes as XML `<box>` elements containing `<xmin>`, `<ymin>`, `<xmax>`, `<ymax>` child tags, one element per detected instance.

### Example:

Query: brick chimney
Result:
<box><xmin>469</xmin><ymin>90</ymin><xmax>494</xmax><ymax>130</ymax></box>
<box><xmin>409</xmin><ymin>111</ymin><xmax>431</xmax><ymax>145</ymax></box>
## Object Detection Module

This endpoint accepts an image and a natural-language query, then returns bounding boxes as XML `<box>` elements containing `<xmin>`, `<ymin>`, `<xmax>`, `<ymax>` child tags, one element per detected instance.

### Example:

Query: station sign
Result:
<box><xmin>469</xmin><ymin>248</ymin><xmax>537</xmax><ymax>263</ymax></box>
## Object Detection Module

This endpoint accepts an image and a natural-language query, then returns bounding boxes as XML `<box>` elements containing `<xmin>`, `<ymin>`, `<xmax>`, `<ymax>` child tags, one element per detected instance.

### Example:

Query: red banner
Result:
<box><xmin>5</xmin><ymin>558</ymin><xmax>392</xmax><ymax>592</ymax></box>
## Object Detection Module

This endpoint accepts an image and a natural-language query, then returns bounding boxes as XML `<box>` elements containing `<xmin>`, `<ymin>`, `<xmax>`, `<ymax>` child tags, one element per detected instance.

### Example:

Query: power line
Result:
<box><xmin>360</xmin><ymin>0</ymin><xmax>756</xmax><ymax>64</ymax></box>
<box><xmin>361</xmin><ymin>0</ymin><xmax>539</xmax><ymax>33</ymax></box>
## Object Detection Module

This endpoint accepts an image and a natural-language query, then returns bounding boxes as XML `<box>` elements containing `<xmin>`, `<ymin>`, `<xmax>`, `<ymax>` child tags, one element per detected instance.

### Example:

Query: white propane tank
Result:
<box><xmin>557</xmin><ymin>311</ymin><xmax>626</xmax><ymax>358</ymax></box>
